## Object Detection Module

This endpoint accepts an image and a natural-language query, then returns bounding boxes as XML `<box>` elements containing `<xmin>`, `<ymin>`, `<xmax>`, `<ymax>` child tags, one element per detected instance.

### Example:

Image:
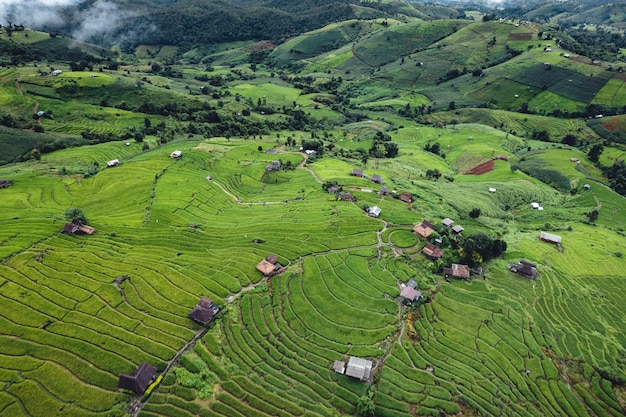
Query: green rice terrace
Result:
<box><xmin>0</xmin><ymin>13</ymin><xmax>626</xmax><ymax>417</ymax></box>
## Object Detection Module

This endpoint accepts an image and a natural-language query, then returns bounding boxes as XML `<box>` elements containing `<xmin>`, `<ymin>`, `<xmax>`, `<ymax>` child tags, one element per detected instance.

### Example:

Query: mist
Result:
<box><xmin>0</xmin><ymin>0</ymin><xmax>140</xmax><ymax>45</ymax></box>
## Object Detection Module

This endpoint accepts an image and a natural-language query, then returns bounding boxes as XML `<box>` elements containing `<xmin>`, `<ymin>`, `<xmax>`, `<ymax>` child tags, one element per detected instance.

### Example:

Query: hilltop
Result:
<box><xmin>0</xmin><ymin>4</ymin><xmax>626</xmax><ymax>417</ymax></box>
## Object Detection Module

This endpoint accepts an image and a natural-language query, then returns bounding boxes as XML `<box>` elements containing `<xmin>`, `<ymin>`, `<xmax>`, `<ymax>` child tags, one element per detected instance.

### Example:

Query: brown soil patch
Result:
<box><xmin>465</xmin><ymin>160</ymin><xmax>494</xmax><ymax>175</ymax></box>
<box><xmin>508</xmin><ymin>33</ymin><xmax>533</xmax><ymax>41</ymax></box>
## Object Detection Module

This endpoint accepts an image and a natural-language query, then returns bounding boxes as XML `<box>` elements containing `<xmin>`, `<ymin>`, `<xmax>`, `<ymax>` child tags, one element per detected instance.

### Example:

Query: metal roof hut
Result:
<box><xmin>510</xmin><ymin>260</ymin><xmax>538</xmax><ymax>279</ymax></box>
<box><xmin>107</xmin><ymin>159</ymin><xmax>120</xmax><ymax>167</ymax></box>
<box><xmin>350</xmin><ymin>168</ymin><xmax>364</xmax><ymax>177</ymax></box>
<box><xmin>540</xmin><ymin>231</ymin><xmax>561</xmax><ymax>245</ymax></box>
<box><xmin>443</xmin><ymin>264</ymin><xmax>471</xmax><ymax>281</ymax></box>
<box><xmin>400</xmin><ymin>286</ymin><xmax>422</xmax><ymax>304</ymax></box>
<box><xmin>118</xmin><ymin>362</ymin><xmax>157</xmax><ymax>394</ymax></box>
<box><xmin>345</xmin><ymin>357</ymin><xmax>373</xmax><ymax>381</ymax></box>
<box><xmin>332</xmin><ymin>360</ymin><xmax>346</xmax><ymax>374</ymax></box>
<box><xmin>371</xmin><ymin>174</ymin><xmax>384</xmax><ymax>184</ymax></box>
<box><xmin>441</xmin><ymin>218</ymin><xmax>454</xmax><ymax>227</ymax></box>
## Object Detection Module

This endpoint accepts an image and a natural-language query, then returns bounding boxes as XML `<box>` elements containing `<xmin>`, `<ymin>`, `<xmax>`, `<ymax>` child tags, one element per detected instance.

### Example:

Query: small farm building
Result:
<box><xmin>266</xmin><ymin>160</ymin><xmax>281</xmax><ymax>172</ymax></box>
<box><xmin>107</xmin><ymin>159</ymin><xmax>120</xmax><ymax>167</ymax></box>
<box><xmin>170</xmin><ymin>150</ymin><xmax>182</xmax><ymax>158</ymax></box>
<box><xmin>444</xmin><ymin>264</ymin><xmax>471</xmax><ymax>280</ymax></box>
<box><xmin>400</xmin><ymin>192</ymin><xmax>412</xmax><ymax>203</ymax></box>
<box><xmin>413</xmin><ymin>220</ymin><xmax>435</xmax><ymax>239</ymax></box>
<box><xmin>489</xmin><ymin>188</ymin><xmax>496</xmax><ymax>193</ymax></box>
<box><xmin>371</xmin><ymin>174</ymin><xmax>383</xmax><ymax>184</ymax></box>
<box><xmin>327</xmin><ymin>185</ymin><xmax>339</xmax><ymax>194</ymax></box>
<box><xmin>441</xmin><ymin>218</ymin><xmax>454</xmax><ymax>227</ymax></box>
<box><xmin>407</xmin><ymin>279</ymin><xmax>418</xmax><ymax>288</ymax></box>
<box><xmin>350</xmin><ymin>168</ymin><xmax>364</xmax><ymax>177</ymax></box>
<box><xmin>540</xmin><ymin>232</ymin><xmax>561</xmax><ymax>245</ymax></box>
<box><xmin>451</xmin><ymin>225</ymin><xmax>464</xmax><ymax>235</ymax></box>
<box><xmin>256</xmin><ymin>254</ymin><xmax>282</xmax><ymax>277</ymax></box>
<box><xmin>337</xmin><ymin>192</ymin><xmax>354</xmax><ymax>202</ymax></box>
<box><xmin>333</xmin><ymin>361</ymin><xmax>346</xmax><ymax>374</ymax></box>
<box><xmin>368</xmin><ymin>206</ymin><xmax>381</xmax><ymax>218</ymax></box>
<box><xmin>63</xmin><ymin>221</ymin><xmax>95</xmax><ymax>235</ymax></box>
<box><xmin>188</xmin><ymin>297</ymin><xmax>220</xmax><ymax>326</ymax></box>
<box><xmin>509</xmin><ymin>260</ymin><xmax>538</xmax><ymax>279</ymax></box>
<box><xmin>379</xmin><ymin>186</ymin><xmax>389</xmax><ymax>195</ymax></box>
<box><xmin>400</xmin><ymin>286</ymin><xmax>422</xmax><ymax>304</ymax></box>
<box><xmin>118</xmin><ymin>362</ymin><xmax>157</xmax><ymax>394</ymax></box>
<box><xmin>0</xmin><ymin>179</ymin><xmax>12</xmax><ymax>188</ymax></box>
<box><xmin>422</xmin><ymin>243</ymin><xmax>444</xmax><ymax>260</ymax></box>
<box><xmin>345</xmin><ymin>357</ymin><xmax>373</xmax><ymax>381</ymax></box>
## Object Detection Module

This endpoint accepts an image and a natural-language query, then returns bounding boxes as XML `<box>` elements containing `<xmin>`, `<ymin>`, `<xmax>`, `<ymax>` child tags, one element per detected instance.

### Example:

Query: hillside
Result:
<box><xmin>0</xmin><ymin>7</ymin><xmax>626</xmax><ymax>417</ymax></box>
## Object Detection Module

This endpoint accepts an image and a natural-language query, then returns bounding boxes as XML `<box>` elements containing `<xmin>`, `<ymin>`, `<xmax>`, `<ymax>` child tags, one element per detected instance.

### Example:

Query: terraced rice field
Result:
<box><xmin>0</xmin><ymin>134</ymin><xmax>625</xmax><ymax>417</ymax></box>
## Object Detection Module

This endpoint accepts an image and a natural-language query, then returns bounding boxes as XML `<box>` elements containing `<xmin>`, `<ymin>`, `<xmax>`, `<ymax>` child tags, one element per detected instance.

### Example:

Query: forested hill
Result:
<box><xmin>39</xmin><ymin>0</ymin><xmax>461</xmax><ymax>50</ymax></box>
<box><xmin>42</xmin><ymin>0</ymin><xmax>366</xmax><ymax>49</ymax></box>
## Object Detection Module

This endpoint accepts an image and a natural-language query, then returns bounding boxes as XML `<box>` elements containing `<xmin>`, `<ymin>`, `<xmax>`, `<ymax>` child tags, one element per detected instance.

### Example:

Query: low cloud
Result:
<box><xmin>0</xmin><ymin>0</ymin><xmax>80</xmax><ymax>27</ymax></box>
<box><xmin>0</xmin><ymin>0</ymin><xmax>139</xmax><ymax>45</ymax></box>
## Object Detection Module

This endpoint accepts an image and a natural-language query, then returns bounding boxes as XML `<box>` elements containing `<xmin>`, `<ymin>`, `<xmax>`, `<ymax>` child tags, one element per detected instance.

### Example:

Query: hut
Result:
<box><xmin>371</xmin><ymin>174</ymin><xmax>384</xmax><ymax>184</ymax></box>
<box><xmin>345</xmin><ymin>357</ymin><xmax>373</xmax><ymax>381</ymax></box>
<box><xmin>451</xmin><ymin>225</ymin><xmax>464</xmax><ymax>235</ymax></box>
<box><xmin>0</xmin><ymin>179</ymin><xmax>12</xmax><ymax>188</ymax></box>
<box><xmin>107</xmin><ymin>159</ymin><xmax>120</xmax><ymax>167</ymax></box>
<box><xmin>400</xmin><ymin>286</ymin><xmax>422</xmax><ymax>304</ymax></box>
<box><xmin>400</xmin><ymin>192</ymin><xmax>412</xmax><ymax>203</ymax></box>
<box><xmin>443</xmin><ymin>264</ymin><xmax>471</xmax><ymax>280</ymax></box>
<box><xmin>188</xmin><ymin>297</ymin><xmax>220</xmax><ymax>326</ymax></box>
<box><xmin>540</xmin><ymin>232</ymin><xmax>561</xmax><ymax>245</ymax></box>
<box><xmin>509</xmin><ymin>260</ymin><xmax>538</xmax><ymax>279</ymax></box>
<box><xmin>422</xmin><ymin>243</ymin><xmax>444</xmax><ymax>260</ymax></box>
<box><xmin>170</xmin><ymin>150</ymin><xmax>182</xmax><ymax>158</ymax></box>
<box><xmin>413</xmin><ymin>220</ymin><xmax>435</xmax><ymax>239</ymax></box>
<box><xmin>368</xmin><ymin>206</ymin><xmax>381</xmax><ymax>218</ymax></box>
<box><xmin>256</xmin><ymin>254</ymin><xmax>282</xmax><ymax>277</ymax></box>
<box><xmin>350</xmin><ymin>168</ymin><xmax>364</xmax><ymax>177</ymax></box>
<box><xmin>118</xmin><ymin>363</ymin><xmax>157</xmax><ymax>394</ymax></box>
<box><xmin>441</xmin><ymin>218</ymin><xmax>454</xmax><ymax>227</ymax></box>
<box><xmin>379</xmin><ymin>186</ymin><xmax>389</xmax><ymax>196</ymax></box>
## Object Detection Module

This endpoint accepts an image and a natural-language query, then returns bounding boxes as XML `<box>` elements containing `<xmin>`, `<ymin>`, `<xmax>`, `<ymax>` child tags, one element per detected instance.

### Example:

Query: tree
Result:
<box><xmin>448</xmin><ymin>101</ymin><xmax>456</xmax><ymax>111</ymax></box>
<box><xmin>562</xmin><ymin>134</ymin><xmax>577</xmax><ymax>146</ymax></box>
<box><xmin>587</xmin><ymin>209</ymin><xmax>599</xmax><ymax>223</ymax></box>
<box><xmin>426</xmin><ymin>169</ymin><xmax>441</xmax><ymax>181</ymax></box>
<box><xmin>142</xmin><ymin>142</ymin><xmax>150</xmax><ymax>151</ymax></box>
<box><xmin>134</xmin><ymin>132</ymin><xmax>144</xmax><ymax>142</ymax></box>
<box><xmin>469</xmin><ymin>208</ymin><xmax>481</xmax><ymax>219</ymax></box>
<box><xmin>588</xmin><ymin>144</ymin><xmax>604</xmax><ymax>163</ymax></box>
<box><xmin>357</xmin><ymin>391</ymin><xmax>375</xmax><ymax>416</ymax></box>
<box><xmin>31</xmin><ymin>148</ymin><xmax>41</xmax><ymax>161</ymax></box>
<box><xmin>258</xmin><ymin>145</ymin><xmax>263</xmax><ymax>152</ymax></box>
<box><xmin>64</xmin><ymin>208</ymin><xmax>86</xmax><ymax>223</ymax></box>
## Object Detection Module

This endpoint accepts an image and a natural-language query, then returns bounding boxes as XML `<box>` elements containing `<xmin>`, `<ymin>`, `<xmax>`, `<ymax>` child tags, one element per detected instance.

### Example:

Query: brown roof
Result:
<box><xmin>118</xmin><ymin>362</ymin><xmax>157</xmax><ymax>394</ymax></box>
<box><xmin>188</xmin><ymin>305</ymin><xmax>218</xmax><ymax>325</ymax></box>
<box><xmin>400</xmin><ymin>286</ymin><xmax>422</xmax><ymax>302</ymax></box>
<box><xmin>422</xmin><ymin>243</ymin><xmax>444</xmax><ymax>259</ymax></box>
<box><xmin>400</xmin><ymin>192</ymin><xmax>412</xmax><ymax>203</ymax></box>
<box><xmin>256</xmin><ymin>259</ymin><xmax>277</xmax><ymax>275</ymax></box>
<box><xmin>371</xmin><ymin>174</ymin><xmax>383</xmax><ymax>184</ymax></box>
<box><xmin>444</xmin><ymin>264</ymin><xmax>470</xmax><ymax>280</ymax></box>
<box><xmin>510</xmin><ymin>260</ymin><xmax>537</xmax><ymax>279</ymax></box>
<box><xmin>413</xmin><ymin>220</ymin><xmax>434</xmax><ymax>238</ymax></box>
<box><xmin>198</xmin><ymin>297</ymin><xmax>214</xmax><ymax>308</ymax></box>
<box><xmin>78</xmin><ymin>225</ymin><xmax>96</xmax><ymax>235</ymax></box>
<box><xmin>63</xmin><ymin>223</ymin><xmax>80</xmax><ymax>235</ymax></box>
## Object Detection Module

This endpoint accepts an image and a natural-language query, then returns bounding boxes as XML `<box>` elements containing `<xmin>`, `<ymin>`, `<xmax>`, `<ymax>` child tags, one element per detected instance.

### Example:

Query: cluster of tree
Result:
<box><xmin>560</xmin><ymin>28</ymin><xmax>626</xmax><ymax>61</ymax></box>
<box><xmin>369</xmin><ymin>131</ymin><xmax>398</xmax><ymax>159</ymax></box>
<box><xmin>603</xmin><ymin>160</ymin><xmax>626</xmax><ymax>196</ymax></box>
<box><xmin>424</xmin><ymin>142</ymin><xmax>441</xmax><ymax>155</ymax></box>
<box><xmin>459</xmin><ymin>232</ymin><xmax>507</xmax><ymax>266</ymax></box>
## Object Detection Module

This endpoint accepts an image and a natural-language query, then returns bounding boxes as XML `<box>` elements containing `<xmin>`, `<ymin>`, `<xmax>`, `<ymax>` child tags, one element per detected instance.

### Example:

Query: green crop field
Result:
<box><xmin>0</xmin><ymin>10</ymin><xmax>625</xmax><ymax>417</ymax></box>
